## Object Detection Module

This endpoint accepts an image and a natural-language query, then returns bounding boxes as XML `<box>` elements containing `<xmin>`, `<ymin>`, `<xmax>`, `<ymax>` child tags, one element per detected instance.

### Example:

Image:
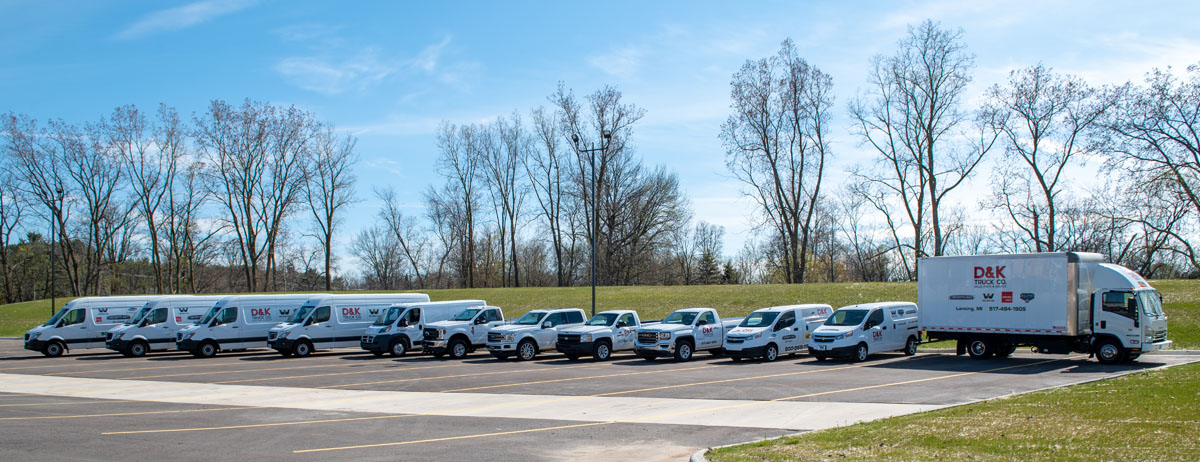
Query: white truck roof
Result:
<box><xmin>837</xmin><ymin>301</ymin><xmax>915</xmax><ymax>310</ymax></box>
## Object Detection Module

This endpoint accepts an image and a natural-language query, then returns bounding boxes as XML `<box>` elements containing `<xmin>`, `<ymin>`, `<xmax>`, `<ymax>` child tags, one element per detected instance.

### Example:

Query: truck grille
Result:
<box><xmin>725</xmin><ymin>336</ymin><xmax>745</xmax><ymax>344</ymax></box>
<box><xmin>106</xmin><ymin>332</ymin><xmax>114</xmax><ymax>341</ymax></box>
<box><xmin>24</xmin><ymin>333</ymin><xmax>30</xmax><ymax>341</ymax></box>
<box><xmin>423</xmin><ymin>328</ymin><xmax>439</xmax><ymax>341</ymax></box>
<box><xmin>268</xmin><ymin>332</ymin><xmax>278</xmax><ymax>340</ymax></box>
<box><xmin>362</xmin><ymin>335</ymin><xmax>374</xmax><ymax>343</ymax></box>
<box><xmin>1152</xmin><ymin>331</ymin><xmax>1168</xmax><ymax>343</ymax></box>
<box><xmin>558</xmin><ymin>334</ymin><xmax>581</xmax><ymax>344</ymax></box>
<box><xmin>176</xmin><ymin>333</ymin><xmax>184</xmax><ymax>341</ymax></box>
<box><xmin>637</xmin><ymin>331</ymin><xmax>659</xmax><ymax>344</ymax></box>
<box><xmin>812</xmin><ymin>335</ymin><xmax>835</xmax><ymax>343</ymax></box>
<box><xmin>488</xmin><ymin>332</ymin><xmax>503</xmax><ymax>343</ymax></box>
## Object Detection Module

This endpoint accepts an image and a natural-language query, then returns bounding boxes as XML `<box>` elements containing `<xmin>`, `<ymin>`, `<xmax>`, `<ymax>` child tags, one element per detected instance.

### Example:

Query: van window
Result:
<box><xmin>61</xmin><ymin>308</ymin><xmax>86</xmax><ymax>326</ymax></box>
<box><xmin>865</xmin><ymin>310</ymin><xmax>884</xmax><ymax>328</ymax></box>
<box><xmin>740</xmin><ymin>311</ymin><xmax>780</xmax><ymax>328</ymax></box>
<box><xmin>376</xmin><ymin>306</ymin><xmax>404</xmax><ymax>326</ymax></box>
<box><xmin>776</xmin><ymin>311</ymin><xmax>796</xmax><ymax>330</ymax></box>
<box><xmin>217</xmin><ymin>307</ymin><xmax>237</xmax><ymax>325</ymax></box>
<box><xmin>699</xmin><ymin>311</ymin><xmax>717</xmax><ymax>326</ymax></box>
<box><xmin>404</xmin><ymin>308</ymin><xmax>421</xmax><ymax>325</ymax></box>
<box><xmin>565</xmin><ymin>311</ymin><xmax>584</xmax><ymax>324</ymax></box>
<box><xmin>147</xmin><ymin>308</ymin><xmax>168</xmax><ymax>325</ymax></box>
<box><xmin>312</xmin><ymin>306</ymin><xmax>331</xmax><ymax>324</ymax></box>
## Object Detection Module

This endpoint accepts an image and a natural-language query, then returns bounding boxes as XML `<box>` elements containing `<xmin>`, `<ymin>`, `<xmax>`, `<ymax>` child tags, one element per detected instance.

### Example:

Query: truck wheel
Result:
<box><xmin>853</xmin><ymin>343</ymin><xmax>869</xmax><ymax>362</ymax></box>
<box><xmin>42</xmin><ymin>340</ymin><xmax>65</xmax><ymax>358</ymax></box>
<box><xmin>564</xmin><ymin>353</ymin><xmax>580</xmax><ymax>361</ymax></box>
<box><xmin>593</xmin><ymin>341</ymin><xmax>612</xmax><ymax>361</ymax></box>
<box><xmin>517</xmin><ymin>340</ymin><xmax>538</xmax><ymax>361</ymax></box>
<box><xmin>674</xmin><ymin>341</ymin><xmax>694</xmax><ymax>361</ymax></box>
<box><xmin>195</xmin><ymin>341</ymin><xmax>218</xmax><ymax>358</ymax></box>
<box><xmin>903</xmin><ymin>336</ymin><xmax>918</xmax><ymax>356</ymax></box>
<box><xmin>763</xmin><ymin>343</ymin><xmax>779</xmax><ymax>362</ymax></box>
<box><xmin>993</xmin><ymin>343</ymin><xmax>1016</xmax><ymax>359</ymax></box>
<box><xmin>293</xmin><ymin>340</ymin><xmax>313</xmax><ymax>357</ymax></box>
<box><xmin>1095</xmin><ymin>339</ymin><xmax>1126</xmax><ymax>365</ymax></box>
<box><xmin>966</xmin><ymin>339</ymin><xmax>993</xmax><ymax>360</ymax></box>
<box><xmin>389</xmin><ymin>339</ymin><xmax>408</xmax><ymax>357</ymax></box>
<box><xmin>127</xmin><ymin>340</ymin><xmax>149</xmax><ymax>358</ymax></box>
<box><xmin>449</xmin><ymin>339</ymin><xmax>469</xmax><ymax>359</ymax></box>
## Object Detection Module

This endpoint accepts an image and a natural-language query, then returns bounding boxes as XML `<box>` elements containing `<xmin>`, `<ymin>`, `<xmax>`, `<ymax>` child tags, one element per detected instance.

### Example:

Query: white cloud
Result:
<box><xmin>275</xmin><ymin>35</ymin><xmax>479</xmax><ymax>95</ymax></box>
<box><xmin>587</xmin><ymin>45</ymin><xmax>645</xmax><ymax>80</ymax></box>
<box><xmin>114</xmin><ymin>0</ymin><xmax>258</xmax><ymax>40</ymax></box>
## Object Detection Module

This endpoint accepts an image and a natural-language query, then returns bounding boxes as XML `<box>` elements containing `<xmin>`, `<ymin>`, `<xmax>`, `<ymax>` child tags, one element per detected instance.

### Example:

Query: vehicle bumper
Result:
<box><xmin>422</xmin><ymin>339</ymin><xmax>448</xmax><ymax>354</ymax></box>
<box><xmin>635</xmin><ymin>343</ymin><xmax>675</xmax><ymax>357</ymax></box>
<box><xmin>268</xmin><ymin>337</ymin><xmax>297</xmax><ymax>351</ymax></box>
<box><xmin>360</xmin><ymin>333</ymin><xmax>409</xmax><ymax>353</ymax></box>
<box><xmin>556</xmin><ymin>341</ymin><xmax>595</xmax><ymax>356</ymax></box>
<box><xmin>106</xmin><ymin>338</ymin><xmax>131</xmax><ymax>352</ymax></box>
<box><xmin>1140</xmin><ymin>339</ymin><xmax>1173</xmax><ymax>353</ymax></box>
<box><xmin>24</xmin><ymin>338</ymin><xmax>47</xmax><ymax>352</ymax></box>
<box><xmin>487</xmin><ymin>342</ymin><xmax>517</xmax><ymax>353</ymax></box>
<box><xmin>808</xmin><ymin>343</ymin><xmax>858</xmax><ymax>357</ymax></box>
<box><xmin>176</xmin><ymin>339</ymin><xmax>200</xmax><ymax>351</ymax></box>
<box><xmin>724</xmin><ymin>345</ymin><xmax>766</xmax><ymax>359</ymax></box>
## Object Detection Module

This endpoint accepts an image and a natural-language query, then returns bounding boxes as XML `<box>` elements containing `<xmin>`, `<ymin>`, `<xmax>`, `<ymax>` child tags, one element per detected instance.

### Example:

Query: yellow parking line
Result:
<box><xmin>314</xmin><ymin>363</ymin><xmax>608</xmax><ymax>389</ymax></box>
<box><xmin>293</xmin><ymin>422</ymin><xmax>610</xmax><ymax>453</ymax></box>
<box><xmin>207</xmin><ymin>362</ymin><xmax>473</xmax><ymax>384</ymax></box>
<box><xmin>438</xmin><ymin>364</ymin><xmax>719</xmax><ymax>393</ymax></box>
<box><xmin>104</xmin><ymin>413</ymin><xmax>417</xmax><ymax>434</ymax></box>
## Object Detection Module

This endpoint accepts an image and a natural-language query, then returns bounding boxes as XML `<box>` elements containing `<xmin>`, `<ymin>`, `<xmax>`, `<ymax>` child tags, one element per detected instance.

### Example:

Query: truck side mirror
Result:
<box><xmin>616</xmin><ymin>322</ymin><xmax>627</xmax><ymax>328</ymax></box>
<box><xmin>474</xmin><ymin>317</ymin><xmax>486</xmax><ymax>325</ymax></box>
<box><xmin>542</xmin><ymin>321</ymin><xmax>552</xmax><ymax>329</ymax></box>
<box><xmin>697</xmin><ymin>319</ymin><xmax>708</xmax><ymax>326</ymax></box>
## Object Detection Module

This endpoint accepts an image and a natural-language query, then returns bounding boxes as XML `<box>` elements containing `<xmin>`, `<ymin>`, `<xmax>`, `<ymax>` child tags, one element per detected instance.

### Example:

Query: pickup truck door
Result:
<box><xmin>614</xmin><ymin>313</ymin><xmax>638</xmax><ymax>350</ymax></box>
<box><xmin>541</xmin><ymin>313</ymin><xmax>564</xmax><ymax>348</ymax></box>
<box><xmin>697</xmin><ymin>311</ymin><xmax>721</xmax><ymax>349</ymax></box>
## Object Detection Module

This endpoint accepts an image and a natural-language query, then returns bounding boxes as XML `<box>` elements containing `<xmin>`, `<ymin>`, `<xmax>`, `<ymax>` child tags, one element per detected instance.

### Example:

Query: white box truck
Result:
<box><xmin>267</xmin><ymin>293</ymin><xmax>430</xmax><ymax>357</ymax></box>
<box><xmin>24</xmin><ymin>295</ymin><xmax>164</xmax><ymax>357</ymax></box>
<box><xmin>918</xmin><ymin>252</ymin><xmax>1172</xmax><ymax>364</ymax></box>
<box><xmin>176</xmin><ymin>294</ymin><xmax>328</xmax><ymax>358</ymax></box>
<box><xmin>359</xmin><ymin>299</ymin><xmax>485</xmax><ymax>357</ymax></box>
<box><xmin>106</xmin><ymin>295</ymin><xmax>224</xmax><ymax>356</ymax></box>
<box><xmin>724</xmin><ymin>304</ymin><xmax>832</xmax><ymax>362</ymax></box>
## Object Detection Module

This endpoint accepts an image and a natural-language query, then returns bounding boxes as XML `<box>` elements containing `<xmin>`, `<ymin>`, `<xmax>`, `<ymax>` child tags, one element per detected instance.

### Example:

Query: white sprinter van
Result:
<box><xmin>808</xmin><ymin>302</ymin><xmax>920</xmax><ymax>362</ymax></box>
<box><xmin>176</xmin><ymin>294</ymin><xmax>328</xmax><ymax>358</ymax></box>
<box><xmin>360</xmin><ymin>299</ymin><xmax>486</xmax><ymax>357</ymax></box>
<box><xmin>724</xmin><ymin>304</ymin><xmax>833</xmax><ymax>362</ymax></box>
<box><xmin>106</xmin><ymin>295</ymin><xmax>224</xmax><ymax>357</ymax></box>
<box><xmin>267</xmin><ymin>293</ymin><xmax>431</xmax><ymax>357</ymax></box>
<box><xmin>25</xmin><ymin>295</ymin><xmax>164</xmax><ymax>357</ymax></box>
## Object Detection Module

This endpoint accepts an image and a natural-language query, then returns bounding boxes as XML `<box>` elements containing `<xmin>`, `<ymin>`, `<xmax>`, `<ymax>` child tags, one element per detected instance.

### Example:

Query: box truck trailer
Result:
<box><xmin>918</xmin><ymin>252</ymin><xmax>1171</xmax><ymax>364</ymax></box>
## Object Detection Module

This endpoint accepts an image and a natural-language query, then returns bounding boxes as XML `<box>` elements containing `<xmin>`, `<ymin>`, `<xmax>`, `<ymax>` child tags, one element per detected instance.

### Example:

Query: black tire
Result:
<box><xmin>674</xmin><ymin>340</ymin><xmax>694</xmax><ymax>362</ymax></box>
<box><xmin>564</xmin><ymin>353</ymin><xmax>580</xmax><ymax>361</ymax></box>
<box><xmin>516</xmin><ymin>339</ymin><xmax>538</xmax><ymax>361</ymax></box>
<box><xmin>813</xmin><ymin>354</ymin><xmax>827</xmax><ymax>362</ymax></box>
<box><xmin>490</xmin><ymin>352</ymin><xmax>510</xmax><ymax>360</ymax></box>
<box><xmin>42</xmin><ymin>340</ymin><xmax>65</xmax><ymax>358</ymax></box>
<box><xmin>903</xmin><ymin>336</ymin><xmax>918</xmax><ymax>356</ymax></box>
<box><xmin>967</xmin><ymin>338</ymin><xmax>992</xmax><ymax>360</ymax></box>
<box><xmin>1095</xmin><ymin>338</ymin><xmax>1126</xmax><ymax>365</ymax></box>
<box><xmin>292</xmin><ymin>340</ymin><xmax>314</xmax><ymax>357</ymax></box>
<box><xmin>449</xmin><ymin>339</ymin><xmax>469</xmax><ymax>359</ymax></box>
<box><xmin>993</xmin><ymin>343</ymin><xmax>1016</xmax><ymax>359</ymax></box>
<box><xmin>389</xmin><ymin>339</ymin><xmax>408</xmax><ymax>357</ymax></box>
<box><xmin>763</xmin><ymin>343</ymin><xmax>779</xmax><ymax>362</ymax></box>
<box><xmin>853</xmin><ymin>343</ymin><xmax>869</xmax><ymax>362</ymax></box>
<box><xmin>195</xmin><ymin>341</ymin><xmax>218</xmax><ymax>358</ymax></box>
<box><xmin>126</xmin><ymin>340</ymin><xmax>149</xmax><ymax>358</ymax></box>
<box><xmin>593</xmin><ymin>341</ymin><xmax>612</xmax><ymax>361</ymax></box>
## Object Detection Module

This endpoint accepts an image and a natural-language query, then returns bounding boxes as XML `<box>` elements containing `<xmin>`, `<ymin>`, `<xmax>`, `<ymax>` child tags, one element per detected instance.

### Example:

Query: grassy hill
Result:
<box><xmin>2</xmin><ymin>280</ymin><xmax>1196</xmax><ymax>349</ymax></box>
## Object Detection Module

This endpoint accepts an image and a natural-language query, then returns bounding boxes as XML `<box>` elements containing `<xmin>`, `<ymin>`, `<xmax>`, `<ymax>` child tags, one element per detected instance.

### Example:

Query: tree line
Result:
<box><xmin>2</xmin><ymin>18</ymin><xmax>1198</xmax><ymax>303</ymax></box>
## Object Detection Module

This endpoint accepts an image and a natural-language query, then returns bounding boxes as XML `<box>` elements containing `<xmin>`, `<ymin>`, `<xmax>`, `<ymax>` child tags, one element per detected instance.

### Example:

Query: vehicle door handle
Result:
<box><xmin>232</xmin><ymin>326</ymin><xmax>239</xmax><ymax>328</ymax></box>
<box><xmin>1100</xmin><ymin>321</ymin><xmax>1107</xmax><ymax>329</ymax></box>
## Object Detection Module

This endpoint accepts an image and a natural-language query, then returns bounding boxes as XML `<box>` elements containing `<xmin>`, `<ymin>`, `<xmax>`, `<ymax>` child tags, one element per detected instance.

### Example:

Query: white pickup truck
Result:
<box><xmin>486</xmin><ymin>308</ymin><xmax>586</xmax><ymax>361</ymax></box>
<box><xmin>634</xmin><ymin>308</ymin><xmax>741</xmax><ymax>361</ymax></box>
<box><xmin>420</xmin><ymin>305</ymin><xmax>506</xmax><ymax>359</ymax></box>
<box><xmin>555</xmin><ymin>310</ymin><xmax>642</xmax><ymax>361</ymax></box>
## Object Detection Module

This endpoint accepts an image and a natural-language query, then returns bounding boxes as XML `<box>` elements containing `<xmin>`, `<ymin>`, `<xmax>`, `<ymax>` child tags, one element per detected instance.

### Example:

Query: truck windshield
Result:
<box><xmin>825</xmin><ymin>309</ymin><xmax>868</xmax><ymax>326</ymax></box>
<box><xmin>43</xmin><ymin>307</ymin><xmax>69</xmax><ymax>326</ymax></box>
<box><xmin>128</xmin><ymin>305</ymin><xmax>153</xmax><ymax>325</ymax></box>
<box><xmin>587</xmin><ymin>313</ymin><xmax>619</xmax><ymax>326</ymax></box>
<box><xmin>1138</xmin><ymin>291</ymin><xmax>1165</xmax><ymax>317</ymax></box>
<box><xmin>374</xmin><ymin>307</ymin><xmax>404</xmax><ymax>326</ymax></box>
<box><xmin>287</xmin><ymin>305</ymin><xmax>315</xmax><ymax>324</ymax></box>
<box><xmin>198</xmin><ymin>306</ymin><xmax>221</xmax><ymax>325</ymax></box>
<box><xmin>453</xmin><ymin>308</ymin><xmax>481</xmax><ymax>321</ymax></box>
<box><xmin>740</xmin><ymin>311</ymin><xmax>780</xmax><ymax>328</ymax></box>
<box><xmin>514</xmin><ymin>311</ymin><xmax>546</xmax><ymax>325</ymax></box>
<box><xmin>662</xmin><ymin>311</ymin><xmax>698</xmax><ymax>325</ymax></box>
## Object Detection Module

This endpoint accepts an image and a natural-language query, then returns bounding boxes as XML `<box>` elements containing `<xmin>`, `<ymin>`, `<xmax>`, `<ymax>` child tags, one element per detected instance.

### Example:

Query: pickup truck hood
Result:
<box><xmin>490</xmin><ymin>324</ymin><xmax>540</xmax><ymax>334</ymax></box>
<box><xmin>726</xmin><ymin>326</ymin><xmax>767</xmax><ymax>336</ymax></box>
<box><xmin>638</xmin><ymin>323</ymin><xmax>693</xmax><ymax>334</ymax></box>
<box><xmin>813</xmin><ymin>325</ymin><xmax>855</xmax><ymax>336</ymax></box>
<box><xmin>427</xmin><ymin>320</ymin><xmax>470</xmax><ymax>329</ymax></box>
<box><xmin>559</xmin><ymin>325</ymin><xmax>617</xmax><ymax>336</ymax></box>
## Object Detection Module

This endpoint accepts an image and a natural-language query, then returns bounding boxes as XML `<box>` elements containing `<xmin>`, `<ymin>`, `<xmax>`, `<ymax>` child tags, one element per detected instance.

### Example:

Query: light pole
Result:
<box><xmin>49</xmin><ymin>186</ymin><xmax>63</xmax><ymax>316</ymax></box>
<box><xmin>572</xmin><ymin>130</ymin><xmax>611</xmax><ymax>317</ymax></box>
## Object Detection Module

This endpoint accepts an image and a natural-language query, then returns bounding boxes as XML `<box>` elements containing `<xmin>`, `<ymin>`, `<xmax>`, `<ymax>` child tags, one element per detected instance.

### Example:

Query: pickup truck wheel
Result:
<box><xmin>449</xmin><ymin>339</ymin><xmax>469</xmax><ymax>359</ymax></box>
<box><xmin>763</xmin><ymin>343</ymin><xmax>779</xmax><ymax>362</ymax></box>
<box><xmin>517</xmin><ymin>340</ymin><xmax>537</xmax><ymax>361</ymax></box>
<box><xmin>293</xmin><ymin>340</ymin><xmax>313</xmax><ymax>357</ymax></box>
<box><xmin>389</xmin><ymin>339</ymin><xmax>408</xmax><ymax>357</ymax></box>
<box><xmin>42</xmin><ymin>340</ymin><xmax>65</xmax><ymax>357</ymax></box>
<box><xmin>967</xmin><ymin>339</ymin><xmax>993</xmax><ymax>360</ymax></box>
<box><xmin>195</xmin><ymin>341</ymin><xmax>218</xmax><ymax>358</ymax></box>
<box><xmin>903</xmin><ymin>336</ymin><xmax>918</xmax><ymax>356</ymax></box>
<box><xmin>1095</xmin><ymin>339</ymin><xmax>1126</xmax><ymax>365</ymax></box>
<box><xmin>853</xmin><ymin>343</ymin><xmax>869</xmax><ymax>362</ymax></box>
<box><xmin>674</xmin><ymin>341</ymin><xmax>693</xmax><ymax>361</ymax></box>
<box><xmin>593</xmin><ymin>341</ymin><xmax>612</xmax><ymax>361</ymax></box>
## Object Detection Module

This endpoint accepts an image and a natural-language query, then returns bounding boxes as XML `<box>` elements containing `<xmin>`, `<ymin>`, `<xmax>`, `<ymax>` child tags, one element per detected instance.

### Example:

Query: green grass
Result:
<box><xmin>708</xmin><ymin>361</ymin><xmax>1200</xmax><ymax>462</ymax></box>
<box><xmin>1</xmin><ymin>281</ymin><xmax>1197</xmax><ymax>350</ymax></box>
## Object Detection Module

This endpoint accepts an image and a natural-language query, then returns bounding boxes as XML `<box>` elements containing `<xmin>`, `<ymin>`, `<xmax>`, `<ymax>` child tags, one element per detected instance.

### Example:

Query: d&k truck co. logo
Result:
<box><xmin>973</xmin><ymin>266</ymin><xmax>1007</xmax><ymax>288</ymax></box>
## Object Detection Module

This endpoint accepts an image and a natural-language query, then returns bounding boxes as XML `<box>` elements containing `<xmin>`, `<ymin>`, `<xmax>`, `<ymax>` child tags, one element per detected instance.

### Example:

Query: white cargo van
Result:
<box><xmin>267</xmin><ymin>293</ymin><xmax>430</xmax><ymax>357</ymax></box>
<box><xmin>24</xmin><ymin>295</ymin><xmax>164</xmax><ymax>357</ymax></box>
<box><xmin>359</xmin><ymin>299</ymin><xmax>485</xmax><ymax>357</ymax></box>
<box><xmin>809</xmin><ymin>302</ymin><xmax>919</xmax><ymax>362</ymax></box>
<box><xmin>106</xmin><ymin>295</ymin><xmax>224</xmax><ymax>356</ymax></box>
<box><xmin>725</xmin><ymin>304</ymin><xmax>833</xmax><ymax>362</ymax></box>
<box><xmin>176</xmin><ymin>294</ymin><xmax>328</xmax><ymax>358</ymax></box>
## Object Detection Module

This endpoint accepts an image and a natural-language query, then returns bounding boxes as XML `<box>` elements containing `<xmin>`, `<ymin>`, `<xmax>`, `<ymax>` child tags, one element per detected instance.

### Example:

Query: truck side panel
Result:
<box><xmin>919</xmin><ymin>254</ymin><xmax>1074</xmax><ymax>335</ymax></box>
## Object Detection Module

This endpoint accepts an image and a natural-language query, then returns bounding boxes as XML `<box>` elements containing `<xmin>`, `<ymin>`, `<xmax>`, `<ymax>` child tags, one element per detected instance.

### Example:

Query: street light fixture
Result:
<box><xmin>572</xmin><ymin>130</ymin><xmax>611</xmax><ymax>316</ymax></box>
<box><xmin>50</xmin><ymin>186</ymin><xmax>63</xmax><ymax>316</ymax></box>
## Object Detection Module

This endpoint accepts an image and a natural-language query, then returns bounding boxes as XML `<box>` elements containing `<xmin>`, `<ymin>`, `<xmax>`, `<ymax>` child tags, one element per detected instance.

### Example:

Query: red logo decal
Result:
<box><xmin>342</xmin><ymin>307</ymin><xmax>360</xmax><ymax>316</ymax></box>
<box><xmin>1001</xmin><ymin>292</ymin><xmax>1013</xmax><ymax>303</ymax></box>
<box><xmin>176</xmin><ymin>316</ymin><xmax>182</xmax><ymax>322</ymax></box>
<box><xmin>250</xmin><ymin>308</ymin><xmax>271</xmax><ymax>317</ymax></box>
<box><xmin>974</xmin><ymin>266</ymin><xmax>1006</xmax><ymax>279</ymax></box>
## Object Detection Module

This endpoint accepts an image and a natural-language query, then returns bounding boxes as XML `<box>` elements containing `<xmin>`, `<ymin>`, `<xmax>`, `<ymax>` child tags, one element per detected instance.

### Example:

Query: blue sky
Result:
<box><xmin>3</xmin><ymin>0</ymin><xmax>1199</xmax><ymax>274</ymax></box>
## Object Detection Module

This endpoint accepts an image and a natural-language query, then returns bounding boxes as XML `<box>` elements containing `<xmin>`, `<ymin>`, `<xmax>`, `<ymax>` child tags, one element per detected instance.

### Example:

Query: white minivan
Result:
<box><xmin>267</xmin><ymin>293</ymin><xmax>430</xmax><ymax>357</ymax></box>
<box><xmin>106</xmin><ymin>295</ymin><xmax>224</xmax><ymax>357</ymax></box>
<box><xmin>809</xmin><ymin>302</ymin><xmax>920</xmax><ymax>362</ymax></box>
<box><xmin>25</xmin><ymin>296</ymin><xmax>164</xmax><ymax>357</ymax></box>
<box><xmin>724</xmin><ymin>304</ymin><xmax>833</xmax><ymax>362</ymax></box>
<box><xmin>360</xmin><ymin>299</ymin><xmax>485</xmax><ymax>357</ymax></box>
<box><xmin>176</xmin><ymin>294</ymin><xmax>328</xmax><ymax>358</ymax></box>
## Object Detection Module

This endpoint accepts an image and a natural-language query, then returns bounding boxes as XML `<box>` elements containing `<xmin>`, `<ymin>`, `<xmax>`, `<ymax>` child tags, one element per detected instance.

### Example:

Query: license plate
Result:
<box><xmin>815</xmin><ymin>344</ymin><xmax>826</xmax><ymax>350</ymax></box>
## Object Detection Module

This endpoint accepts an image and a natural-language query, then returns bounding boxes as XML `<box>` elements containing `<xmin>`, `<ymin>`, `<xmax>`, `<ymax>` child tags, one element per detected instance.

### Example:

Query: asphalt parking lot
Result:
<box><xmin>1</xmin><ymin>339</ymin><xmax>1195</xmax><ymax>461</ymax></box>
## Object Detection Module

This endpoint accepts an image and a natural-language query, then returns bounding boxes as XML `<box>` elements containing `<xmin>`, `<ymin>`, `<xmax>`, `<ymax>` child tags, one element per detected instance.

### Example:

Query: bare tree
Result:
<box><xmin>305</xmin><ymin>127</ymin><xmax>359</xmax><ymax>290</ymax></box>
<box><xmin>377</xmin><ymin>187</ymin><xmax>428</xmax><ymax>288</ymax></box>
<box><xmin>482</xmin><ymin>112</ymin><xmax>529</xmax><ymax>287</ymax></box>
<box><xmin>0</xmin><ymin>167</ymin><xmax>24</xmax><ymax>303</ymax></box>
<box><xmin>526</xmin><ymin>106</ymin><xmax>579</xmax><ymax>286</ymax></box>
<box><xmin>722</xmin><ymin>38</ymin><xmax>833</xmax><ymax>283</ymax></box>
<box><xmin>351</xmin><ymin>225</ymin><xmax>404</xmax><ymax>289</ymax></box>
<box><xmin>431</xmin><ymin>122</ymin><xmax>482</xmax><ymax>288</ymax></box>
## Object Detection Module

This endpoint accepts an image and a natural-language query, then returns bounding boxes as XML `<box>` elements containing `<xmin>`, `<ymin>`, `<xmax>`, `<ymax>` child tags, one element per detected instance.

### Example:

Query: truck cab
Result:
<box><xmin>359</xmin><ymin>299</ymin><xmax>486</xmax><ymax>357</ymax></box>
<box><xmin>487</xmin><ymin>308</ymin><xmax>586</xmax><ymax>361</ymax></box>
<box><xmin>725</xmin><ymin>304</ymin><xmax>832</xmax><ymax>362</ymax></box>
<box><xmin>809</xmin><ymin>302</ymin><xmax>919</xmax><ymax>362</ymax></box>
<box><xmin>556</xmin><ymin>310</ymin><xmax>641</xmax><ymax>361</ymax></box>
<box><xmin>634</xmin><ymin>307</ymin><xmax>741</xmax><ymax>361</ymax></box>
<box><xmin>1089</xmin><ymin>264</ymin><xmax>1171</xmax><ymax>363</ymax></box>
<box><xmin>422</xmin><ymin>306</ymin><xmax>506</xmax><ymax>359</ymax></box>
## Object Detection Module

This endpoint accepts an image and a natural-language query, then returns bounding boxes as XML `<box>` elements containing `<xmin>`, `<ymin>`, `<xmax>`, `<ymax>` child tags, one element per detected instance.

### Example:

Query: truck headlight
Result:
<box><xmin>583</xmin><ymin>334</ymin><xmax>593</xmax><ymax>342</ymax></box>
<box><xmin>184</xmin><ymin>332</ymin><xmax>194</xmax><ymax>340</ymax></box>
<box><xmin>438</xmin><ymin>329</ymin><xmax>446</xmax><ymax>339</ymax></box>
<box><xmin>753</xmin><ymin>333</ymin><xmax>762</xmax><ymax>339</ymax></box>
<box><xmin>504</xmin><ymin>334</ymin><xmax>515</xmax><ymax>342</ymax></box>
<box><xmin>835</xmin><ymin>332</ymin><xmax>850</xmax><ymax>340</ymax></box>
<box><xmin>381</xmin><ymin>326</ymin><xmax>391</xmax><ymax>333</ymax></box>
<box><xmin>658</xmin><ymin>332</ymin><xmax>671</xmax><ymax>340</ymax></box>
